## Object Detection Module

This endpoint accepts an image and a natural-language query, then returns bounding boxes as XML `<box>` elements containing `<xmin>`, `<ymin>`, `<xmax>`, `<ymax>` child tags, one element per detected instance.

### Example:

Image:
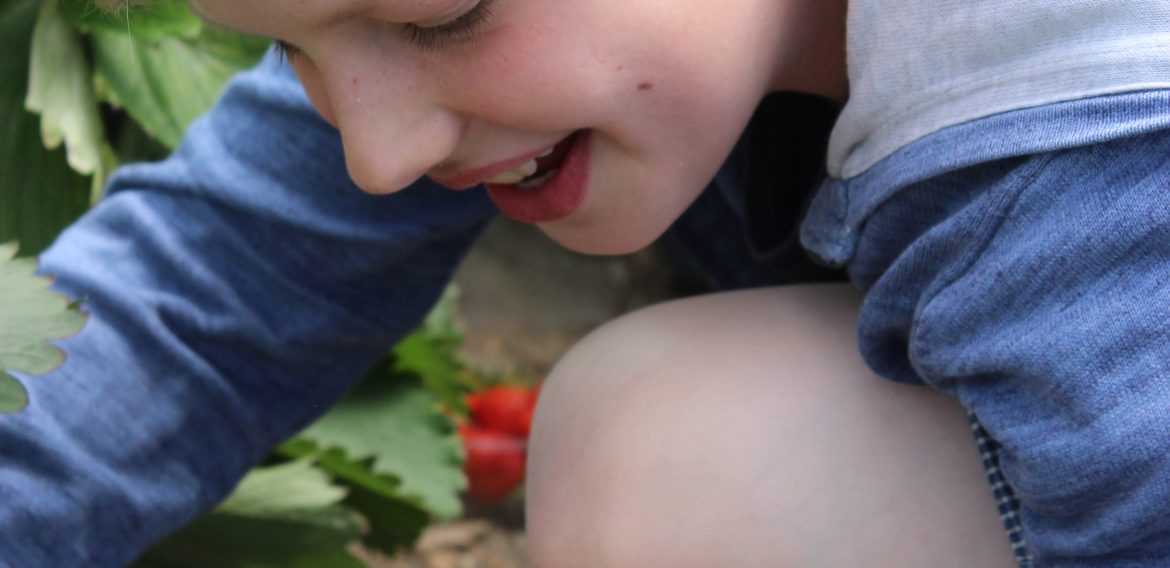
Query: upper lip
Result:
<box><xmin>430</xmin><ymin>140</ymin><xmax>562</xmax><ymax>190</ymax></box>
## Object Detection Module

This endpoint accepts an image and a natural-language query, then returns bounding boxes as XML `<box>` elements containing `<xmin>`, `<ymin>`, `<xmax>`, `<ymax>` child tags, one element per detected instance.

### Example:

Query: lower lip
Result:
<box><xmin>485</xmin><ymin>131</ymin><xmax>591</xmax><ymax>223</ymax></box>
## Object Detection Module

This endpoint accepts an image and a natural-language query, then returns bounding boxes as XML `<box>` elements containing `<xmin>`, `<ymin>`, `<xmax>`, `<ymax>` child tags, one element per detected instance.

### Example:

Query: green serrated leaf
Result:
<box><xmin>91</xmin><ymin>24</ymin><xmax>268</xmax><ymax>149</ymax></box>
<box><xmin>394</xmin><ymin>285</ymin><xmax>475</xmax><ymax>413</ymax></box>
<box><xmin>394</xmin><ymin>333</ymin><xmax>474</xmax><ymax>415</ymax></box>
<box><xmin>298</xmin><ymin>374</ymin><xmax>467</xmax><ymax>519</ymax></box>
<box><xmin>0</xmin><ymin>371</ymin><xmax>30</xmax><ymax>413</ymax></box>
<box><xmin>0</xmin><ymin>243</ymin><xmax>88</xmax><ymax>414</ymax></box>
<box><xmin>279</xmin><ymin>443</ymin><xmax>434</xmax><ymax>553</ymax></box>
<box><xmin>134</xmin><ymin>514</ymin><xmax>369</xmax><ymax>568</ymax></box>
<box><xmin>280</xmin><ymin>441</ymin><xmax>406</xmax><ymax>500</ymax></box>
<box><xmin>0</xmin><ymin>0</ymin><xmax>92</xmax><ymax>255</ymax></box>
<box><xmin>136</xmin><ymin>461</ymin><xmax>368</xmax><ymax>568</ymax></box>
<box><xmin>217</xmin><ymin>459</ymin><xmax>350</xmax><ymax>519</ymax></box>
<box><xmin>26</xmin><ymin>0</ymin><xmax>115</xmax><ymax>193</ymax></box>
<box><xmin>318</xmin><ymin>449</ymin><xmax>432</xmax><ymax>550</ymax></box>
<box><xmin>61</xmin><ymin>0</ymin><xmax>203</xmax><ymax>41</ymax></box>
<box><xmin>345</xmin><ymin>483</ymin><xmax>431</xmax><ymax>554</ymax></box>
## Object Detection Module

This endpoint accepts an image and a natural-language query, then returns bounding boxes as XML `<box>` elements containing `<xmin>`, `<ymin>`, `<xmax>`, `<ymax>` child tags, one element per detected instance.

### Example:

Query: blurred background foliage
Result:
<box><xmin>1</xmin><ymin>1</ymin><xmax>479</xmax><ymax>565</ymax></box>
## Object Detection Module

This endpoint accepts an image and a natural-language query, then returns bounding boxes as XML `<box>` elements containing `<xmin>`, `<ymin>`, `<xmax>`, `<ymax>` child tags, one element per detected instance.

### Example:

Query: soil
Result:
<box><xmin>452</xmin><ymin>216</ymin><xmax>681</xmax><ymax>378</ymax></box>
<box><xmin>368</xmin><ymin>217</ymin><xmax>685</xmax><ymax>568</ymax></box>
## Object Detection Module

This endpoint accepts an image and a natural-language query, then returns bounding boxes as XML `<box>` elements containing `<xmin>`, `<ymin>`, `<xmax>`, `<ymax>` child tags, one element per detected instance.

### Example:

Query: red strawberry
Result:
<box><xmin>466</xmin><ymin>385</ymin><xmax>539</xmax><ymax>438</ymax></box>
<box><xmin>459</xmin><ymin>424</ymin><xmax>527</xmax><ymax>502</ymax></box>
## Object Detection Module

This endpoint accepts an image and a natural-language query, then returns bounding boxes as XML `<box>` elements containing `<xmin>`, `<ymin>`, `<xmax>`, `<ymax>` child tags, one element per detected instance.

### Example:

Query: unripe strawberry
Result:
<box><xmin>459</xmin><ymin>424</ymin><xmax>527</xmax><ymax>502</ymax></box>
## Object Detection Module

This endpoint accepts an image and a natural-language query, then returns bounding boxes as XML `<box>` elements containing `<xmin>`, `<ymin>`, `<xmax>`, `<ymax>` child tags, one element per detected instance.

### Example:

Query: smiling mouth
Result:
<box><xmin>484</xmin><ymin>131</ymin><xmax>582</xmax><ymax>188</ymax></box>
<box><xmin>484</xmin><ymin>130</ymin><xmax>592</xmax><ymax>224</ymax></box>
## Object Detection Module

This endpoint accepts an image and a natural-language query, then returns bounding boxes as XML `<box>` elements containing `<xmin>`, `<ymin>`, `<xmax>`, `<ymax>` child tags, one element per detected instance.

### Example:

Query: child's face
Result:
<box><xmin>191</xmin><ymin>0</ymin><xmax>843</xmax><ymax>254</ymax></box>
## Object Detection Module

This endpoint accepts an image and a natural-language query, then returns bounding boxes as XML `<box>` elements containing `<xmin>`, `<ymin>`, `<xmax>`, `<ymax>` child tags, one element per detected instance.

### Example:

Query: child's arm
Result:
<box><xmin>0</xmin><ymin>50</ymin><xmax>495</xmax><ymax>567</ymax></box>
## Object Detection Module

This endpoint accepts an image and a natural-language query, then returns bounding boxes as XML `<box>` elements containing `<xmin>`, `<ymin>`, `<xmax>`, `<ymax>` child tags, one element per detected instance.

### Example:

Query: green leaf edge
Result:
<box><xmin>0</xmin><ymin>242</ymin><xmax>88</xmax><ymax>414</ymax></box>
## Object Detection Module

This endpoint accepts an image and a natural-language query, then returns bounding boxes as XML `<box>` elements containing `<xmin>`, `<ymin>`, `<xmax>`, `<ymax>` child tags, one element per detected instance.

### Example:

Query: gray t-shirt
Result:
<box><xmin>829</xmin><ymin>0</ymin><xmax>1170</xmax><ymax>179</ymax></box>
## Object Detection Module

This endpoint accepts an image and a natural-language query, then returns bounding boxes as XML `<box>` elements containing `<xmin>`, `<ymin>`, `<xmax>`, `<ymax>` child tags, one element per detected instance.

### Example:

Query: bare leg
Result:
<box><xmin>526</xmin><ymin>284</ymin><xmax>1015</xmax><ymax>568</ymax></box>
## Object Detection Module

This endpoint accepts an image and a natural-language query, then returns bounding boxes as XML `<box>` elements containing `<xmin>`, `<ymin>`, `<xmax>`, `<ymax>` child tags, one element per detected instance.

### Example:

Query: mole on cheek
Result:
<box><xmin>637</xmin><ymin>81</ymin><xmax>654</xmax><ymax>91</ymax></box>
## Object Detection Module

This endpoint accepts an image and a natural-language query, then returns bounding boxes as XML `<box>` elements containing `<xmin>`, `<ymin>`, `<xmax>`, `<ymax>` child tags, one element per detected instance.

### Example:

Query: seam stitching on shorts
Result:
<box><xmin>905</xmin><ymin>154</ymin><xmax>1055</xmax><ymax>565</ymax></box>
<box><xmin>908</xmin><ymin>153</ymin><xmax>1055</xmax><ymax>372</ymax></box>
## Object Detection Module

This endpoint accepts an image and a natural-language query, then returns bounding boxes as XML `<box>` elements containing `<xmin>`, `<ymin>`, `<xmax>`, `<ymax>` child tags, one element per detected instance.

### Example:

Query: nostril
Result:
<box><xmin>426</xmin><ymin>161</ymin><xmax>468</xmax><ymax>189</ymax></box>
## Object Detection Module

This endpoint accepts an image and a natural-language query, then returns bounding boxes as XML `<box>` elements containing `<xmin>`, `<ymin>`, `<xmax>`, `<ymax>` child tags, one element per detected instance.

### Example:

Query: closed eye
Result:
<box><xmin>271</xmin><ymin>0</ymin><xmax>497</xmax><ymax>61</ymax></box>
<box><xmin>404</xmin><ymin>0</ymin><xmax>497</xmax><ymax>52</ymax></box>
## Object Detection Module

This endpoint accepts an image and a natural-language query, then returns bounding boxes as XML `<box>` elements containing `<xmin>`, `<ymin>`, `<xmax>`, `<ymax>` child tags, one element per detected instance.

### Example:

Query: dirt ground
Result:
<box><xmin>358</xmin><ymin>515</ymin><xmax>528</xmax><ymax>568</ymax></box>
<box><xmin>368</xmin><ymin>217</ymin><xmax>684</xmax><ymax>568</ymax></box>
<box><xmin>452</xmin><ymin>216</ymin><xmax>680</xmax><ymax>378</ymax></box>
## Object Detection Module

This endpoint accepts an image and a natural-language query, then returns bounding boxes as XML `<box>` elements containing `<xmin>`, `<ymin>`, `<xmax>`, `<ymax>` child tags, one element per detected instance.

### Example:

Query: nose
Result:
<box><xmin>314</xmin><ymin>45</ymin><xmax>464</xmax><ymax>194</ymax></box>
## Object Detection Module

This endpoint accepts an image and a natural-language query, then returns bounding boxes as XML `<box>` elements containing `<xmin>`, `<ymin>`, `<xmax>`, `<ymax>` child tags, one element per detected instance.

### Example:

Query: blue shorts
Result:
<box><xmin>802</xmin><ymin>91</ymin><xmax>1170</xmax><ymax>566</ymax></box>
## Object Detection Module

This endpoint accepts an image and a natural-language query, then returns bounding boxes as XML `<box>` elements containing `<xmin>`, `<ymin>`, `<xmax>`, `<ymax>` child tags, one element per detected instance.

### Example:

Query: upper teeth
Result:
<box><xmin>517</xmin><ymin>169</ymin><xmax>558</xmax><ymax>188</ymax></box>
<box><xmin>485</xmin><ymin>159</ymin><xmax>538</xmax><ymax>184</ymax></box>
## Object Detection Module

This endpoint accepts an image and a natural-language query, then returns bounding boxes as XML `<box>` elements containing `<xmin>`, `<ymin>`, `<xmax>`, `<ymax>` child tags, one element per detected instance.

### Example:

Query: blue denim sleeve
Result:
<box><xmin>851</xmin><ymin>129</ymin><xmax>1170</xmax><ymax>566</ymax></box>
<box><xmin>0</xmin><ymin>51</ymin><xmax>496</xmax><ymax>567</ymax></box>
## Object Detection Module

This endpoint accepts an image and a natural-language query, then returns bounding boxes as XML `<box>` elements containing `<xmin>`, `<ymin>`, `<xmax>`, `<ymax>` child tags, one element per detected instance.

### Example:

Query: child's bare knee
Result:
<box><xmin>524</xmin><ymin>289</ymin><xmax>845</xmax><ymax>566</ymax></box>
<box><xmin>525</xmin><ymin>300</ymin><xmax>737</xmax><ymax>566</ymax></box>
<box><xmin>525</xmin><ymin>287</ymin><xmax>1016</xmax><ymax>567</ymax></box>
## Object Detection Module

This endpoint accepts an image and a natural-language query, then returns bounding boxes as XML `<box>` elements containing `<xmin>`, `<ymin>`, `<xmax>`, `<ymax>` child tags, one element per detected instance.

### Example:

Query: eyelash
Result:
<box><xmin>407</xmin><ymin>0</ymin><xmax>497</xmax><ymax>53</ymax></box>
<box><xmin>273</xmin><ymin>40</ymin><xmax>302</xmax><ymax>62</ymax></box>
<box><xmin>272</xmin><ymin>0</ymin><xmax>496</xmax><ymax>60</ymax></box>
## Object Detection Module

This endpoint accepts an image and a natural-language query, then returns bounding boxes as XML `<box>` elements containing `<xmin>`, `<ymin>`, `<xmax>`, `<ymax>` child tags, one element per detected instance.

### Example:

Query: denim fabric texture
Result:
<box><xmin>1</xmin><ymin>52</ymin><xmax>496</xmax><ymax>567</ymax></box>
<box><xmin>3</xmin><ymin>42</ymin><xmax>1169</xmax><ymax>567</ymax></box>
<box><xmin>0</xmin><ymin>52</ymin><xmax>819</xmax><ymax>567</ymax></box>
<box><xmin>805</xmin><ymin>91</ymin><xmax>1170</xmax><ymax>565</ymax></box>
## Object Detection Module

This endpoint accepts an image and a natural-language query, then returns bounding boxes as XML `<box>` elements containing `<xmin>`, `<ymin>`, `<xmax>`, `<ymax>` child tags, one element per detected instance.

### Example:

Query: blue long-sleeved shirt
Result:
<box><xmin>1</xmin><ymin>52</ymin><xmax>827</xmax><ymax>566</ymax></box>
<box><xmin>4</xmin><ymin>46</ymin><xmax>1169</xmax><ymax>566</ymax></box>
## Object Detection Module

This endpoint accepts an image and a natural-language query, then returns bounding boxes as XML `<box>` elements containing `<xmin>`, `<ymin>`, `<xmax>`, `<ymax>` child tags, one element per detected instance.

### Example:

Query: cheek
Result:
<box><xmin>448</xmin><ymin>9</ymin><xmax>755</xmax><ymax>149</ymax></box>
<box><xmin>440</xmin><ymin>43</ymin><xmax>595</xmax><ymax>130</ymax></box>
<box><xmin>437</xmin><ymin>5</ymin><xmax>644</xmax><ymax>131</ymax></box>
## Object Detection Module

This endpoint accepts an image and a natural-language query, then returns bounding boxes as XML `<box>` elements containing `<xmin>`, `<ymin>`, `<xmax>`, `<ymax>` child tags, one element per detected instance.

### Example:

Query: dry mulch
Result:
<box><xmin>360</xmin><ymin>518</ymin><xmax>528</xmax><ymax>568</ymax></box>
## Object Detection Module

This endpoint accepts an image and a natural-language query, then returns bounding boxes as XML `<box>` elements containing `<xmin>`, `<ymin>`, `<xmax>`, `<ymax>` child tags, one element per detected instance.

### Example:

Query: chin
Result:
<box><xmin>538</xmin><ymin>221</ymin><xmax>664</xmax><ymax>256</ymax></box>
